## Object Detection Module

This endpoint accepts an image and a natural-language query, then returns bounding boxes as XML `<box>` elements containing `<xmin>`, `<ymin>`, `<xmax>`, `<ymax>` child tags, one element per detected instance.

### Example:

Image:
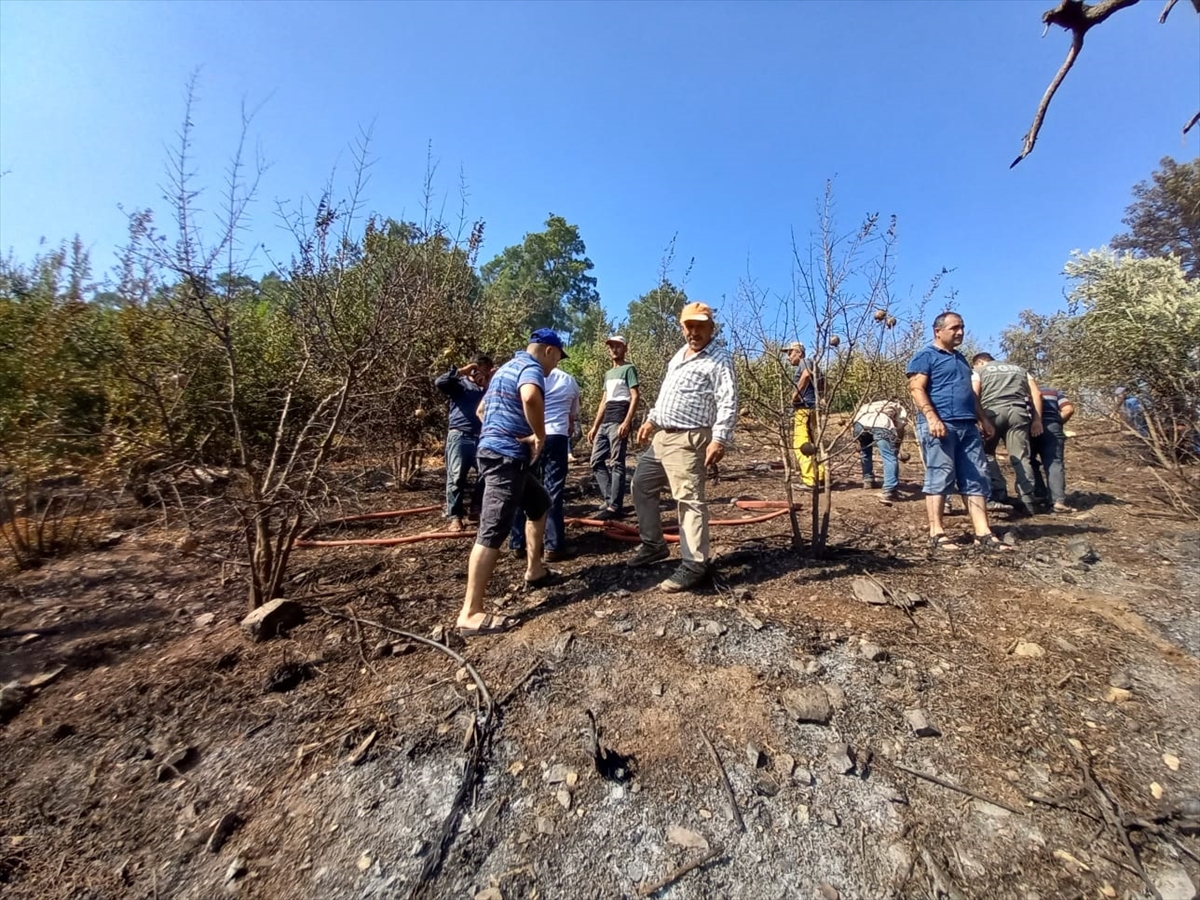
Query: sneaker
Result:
<box><xmin>878</xmin><ymin>490</ymin><xmax>895</xmax><ymax>506</ymax></box>
<box><xmin>659</xmin><ymin>565</ymin><xmax>708</xmax><ymax>593</ymax></box>
<box><xmin>627</xmin><ymin>543</ymin><xmax>670</xmax><ymax>568</ymax></box>
<box><xmin>595</xmin><ymin>507</ymin><xmax>619</xmax><ymax>522</ymax></box>
<box><xmin>863</xmin><ymin>478</ymin><xmax>875</xmax><ymax>490</ymax></box>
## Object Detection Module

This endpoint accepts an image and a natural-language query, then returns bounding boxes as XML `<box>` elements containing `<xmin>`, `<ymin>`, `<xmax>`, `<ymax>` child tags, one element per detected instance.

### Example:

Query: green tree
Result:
<box><xmin>999</xmin><ymin>309</ymin><xmax>1073</xmax><ymax>381</ymax></box>
<box><xmin>479</xmin><ymin>214</ymin><xmax>601</xmax><ymax>347</ymax></box>
<box><xmin>621</xmin><ymin>280</ymin><xmax>689</xmax><ymax>406</ymax></box>
<box><xmin>1112</xmin><ymin>157</ymin><xmax>1200</xmax><ymax>280</ymax></box>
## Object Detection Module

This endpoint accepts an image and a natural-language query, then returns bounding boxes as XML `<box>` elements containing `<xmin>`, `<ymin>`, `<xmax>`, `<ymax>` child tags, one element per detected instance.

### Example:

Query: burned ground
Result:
<box><xmin>1</xmin><ymin>423</ymin><xmax>1198</xmax><ymax>899</ymax></box>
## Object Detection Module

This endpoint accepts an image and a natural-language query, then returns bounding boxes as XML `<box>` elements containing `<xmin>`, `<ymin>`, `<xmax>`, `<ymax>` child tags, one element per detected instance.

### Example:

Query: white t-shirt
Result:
<box><xmin>853</xmin><ymin>399</ymin><xmax>907</xmax><ymax>432</ymax></box>
<box><xmin>543</xmin><ymin>368</ymin><xmax>582</xmax><ymax>437</ymax></box>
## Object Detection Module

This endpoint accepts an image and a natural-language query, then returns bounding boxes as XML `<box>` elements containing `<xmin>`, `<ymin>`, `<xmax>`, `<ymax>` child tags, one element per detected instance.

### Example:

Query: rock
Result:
<box><xmin>783</xmin><ymin>687</ymin><xmax>832</xmax><ymax>725</ymax></box>
<box><xmin>818</xmin><ymin>807</ymin><xmax>841</xmax><ymax>827</ymax></box>
<box><xmin>1151</xmin><ymin>782</ymin><xmax>1164</xmax><ymax>800</ymax></box>
<box><xmin>357</xmin><ymin>852</ymin><xmax>372</xmax><ymax>871</ymax></box>
<box><xmin>556</xmin><ymin>789</ymin><xmax>572</xmax><ymax>810</ymax></box>
<box><xmin>741</xmin><ymin>611</ymin><xmax>765</xmax><ymax>631</ymax></box>
<box><xmin>535</xmin><ymin>816</ymin><xmax>555</xmax><ymax>835</ymax></box>
<box><xmin>860</xmin><ymin>642</ymin><xmax>888</xmax><ymax>662</ymax></box>
<box><xmin>667</xmin><ymin>825</ymin><xmax>709</xmax><ymax>851</ymax></box>
<box><xmin>1151</xmin><ymin>862</ymin><xmax>1197</xmax><ymax>900</ymax></box>
<box><xmin>818</xmin><ymin>883</ymin><xmax>840</xmax><ymax>900</ymax></box>
<box><xmin>905</xmin><ymin>709</ymin><xmax>941</xmax><ymax>738</ymax></box>
<box><xmin>650</xmin><ymin>682</ymin><xmax>664</xmax><ymax>698</ymax></box>
<box><xmin>240</xmin><ymin>598</ymin><xmax>305</xmax><ymax>641</ymax></box>
<box><xmin>823</xmin><ymin>684</ymin><xmax>846</xmax><ymax>709</ymax></box>
<box><xmin>392</xmin><ymin>641</ymin><xmax>416</xmax><ymax>656</ymax></box>
<box><xmin>795</xmin><ymin>804</ymin><xmax>810</xmax><ymax>824</ymax></box>
<box><xmin>1001</xmin><ymin>531</ymin><xmax>1017</xmax><ymax>547</ymax></box>
<box><xmin>370</xmin><ymin>640</ymin><xmax>392</xmax><ymax>659</ymax></box>
<box><xmin>206</xmin><ymin>811</ymin><xmax>241</xmax><ymax>853</ymax></box>
<box><xmin>410</xmin><ymin>840</ymin><xmax>428</xmax><ymax>857</ymax></box>
<box><xmin>27</xmin><ymin>666</ymin><xmax>67</xmax><ymax>688</ymax></box>
<box><xmin>775</xmin><ymin>753</ymin><xmax>796</xmax><ymax>778</ymax></box>
<box><xmin>1164</xmin><ymin>753</ymin><xmax>1181</xmax><ymax>771</ymax></box>
<box><xmin>753</xmin><ymin>776</ymin><xmax>780</xmax><ymax>797</ymax></box>
<box><xmin>551</xmin><ymin>631</ymin><xmax>574</xmax><ymax>659</ymax></box>
<box><xmin>225</xmin><ymin>857</ymin><xmax>247</xmax><ymax>883</ymax></box>
<box><xmin>430</xmin><ymin>624</ymin><xmax>446</xmax><ymax>642</ymax></box>
<box><xmin>703</xmin><ymin>620</ymin><xmax>728</xmax><ymax>636</ymax></box>
<box><xmin>626</xmin><ymin>861</ymin><xmax>645</xmax><ymax>883</ymax></box>
<box><xmin>17</xmin><ymin>633</ymin><xmax>41</xmax><ymax>646</ymax></box>
<box><xmin>1061</xmin><ymin>571</ymin><xmax>1078</xmax><ymax>585</ymax></box>
<box><xmin>545</xmin><ymin>764</ymin><xmax>571</xmax><ymax>785</ymax></box>
<box><xmin>474</xmin><ymin>888</ymin><xmax>503</xmax><ymax>900</ymax></box>
<box><xmin>1064</xmin><ymin>537</ymin><xmax>1099</xmax><ymax>564</ymax></box>
<box><xmin>194</xmin><ymin>612</ymin><xmax>216</xmax><ymax>627</ymax></box>
<box><xmin>793</xmin><ymin>767</ymin><xmax>814</xmax><ymax>786</ymax></box>
<box><xmin>1104</xmin><ymin>686</ymin><xmax>1133</xmax><ymax>704</ymax></box>
<box><xmin>879</xmin><ymin>672</ymin><xmax>900</xmax><ymax>688</ymax></box>
<box><xmin>613</xmin><ymin>619</ymin><xmax>633</xmax><ymax>634</ymax></box>
<box><xmin>828</xmin><ymin>744</ymin><xmax>856</xmax><ymax>776</ymax></box>
<box><xmin>851</xmin><ymin>579</ymin><xmax>888</xmax><ymax>606</ymax></box>
<box><xmin>97</xmin><ymin>531</ymin><xmax>125</xmax><ymax>549</ymax></box>
<box><xmin>1108</xmin><ymin>671</ymin><xmax>1133</xmax><ymax>690</ymax></box>
<box><xmin>805</xmin><ymin>659</ymin><xmax>824</xmax><ymax>676</ymax></box>
<box><xmin>747</xmin><ymin>742</ymin><xmax>766</xmax><ymax>768</ymax></box>
<box><xmin>1013</xmin><ymin>641</ymin><xmax>1045</xmax><ymax>658</ymax></box>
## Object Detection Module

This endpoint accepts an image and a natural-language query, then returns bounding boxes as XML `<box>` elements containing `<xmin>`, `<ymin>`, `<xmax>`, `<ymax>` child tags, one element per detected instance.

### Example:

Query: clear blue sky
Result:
<box><xmin>1</xmin><ymin>0</ymin><xmax>1197</xmax><ymax>346</ymax></box>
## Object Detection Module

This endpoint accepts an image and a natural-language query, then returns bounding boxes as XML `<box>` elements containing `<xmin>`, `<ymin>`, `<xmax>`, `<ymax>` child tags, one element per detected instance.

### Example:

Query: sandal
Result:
<box><xmin>929</xmin><ymin>533</ymin><xmax>963</xmax><ymax>552</ymax></box>
<box><xmin>457</xmin><ymin>613</ymin><xmax>518</xmax><ymax>638</ymax></box>
<box><xmin>523</xmin><ymin>569</ymin><xmax>565</xmax><ymax>590</ymax></box>
<box><xmin>973</xmin><ymin>533</ymin><xmax>1013</xmax><ymax>552</ymax></box>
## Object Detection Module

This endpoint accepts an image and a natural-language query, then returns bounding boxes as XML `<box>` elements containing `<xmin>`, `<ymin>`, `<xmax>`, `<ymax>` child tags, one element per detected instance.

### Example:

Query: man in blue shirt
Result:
<box><xmin>907</xmin><ymin>312</ymin><xmax>1010</xmax><ymax>553</ymax></box>
<box><xmin>457</xmin><ymin>328</ymin><xmax>567</xmax><ymax>637</ymax></box>
<box><xmin>434</xmin><ymin>353</ymin><xmax>494</xmax><ymax>532</ymax></box>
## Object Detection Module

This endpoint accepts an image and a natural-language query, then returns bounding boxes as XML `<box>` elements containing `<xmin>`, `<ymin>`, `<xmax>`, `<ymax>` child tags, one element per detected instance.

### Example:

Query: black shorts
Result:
<box><xmin>476</xmin><ymin>451</ymin><xmax>551</xmax><ymax>549</ymax></box>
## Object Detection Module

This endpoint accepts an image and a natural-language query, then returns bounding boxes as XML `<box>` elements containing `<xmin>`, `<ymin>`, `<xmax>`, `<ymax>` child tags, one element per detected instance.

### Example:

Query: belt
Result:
<box><xmin>661</xmin><ymin>426</ymin><xmax>703</xmax><ymax>434</ymax></box>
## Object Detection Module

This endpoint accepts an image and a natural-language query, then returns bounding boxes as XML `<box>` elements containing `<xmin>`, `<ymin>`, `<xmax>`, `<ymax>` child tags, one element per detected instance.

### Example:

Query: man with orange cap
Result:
<box><xmin>627</xmin><ymin>302</ymin><xmax>738</xmax><ymax>592</ymax></box>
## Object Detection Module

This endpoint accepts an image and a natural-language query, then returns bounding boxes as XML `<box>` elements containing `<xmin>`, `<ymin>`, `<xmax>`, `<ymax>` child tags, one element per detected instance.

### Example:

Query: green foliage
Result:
<box><xmin>1112</xmin><ymin>156</ymin><xmax>1200</xmax><ymax>280</ymax></box>
<box><xmin>999</xmin><ymin>309</ymin><xmax>1073</xmax><ymax>383</ymax></box>
<box><xmin>620</xmin><ymin>280</ymin><xmax>689</xmax><ymax>405</ymax></box>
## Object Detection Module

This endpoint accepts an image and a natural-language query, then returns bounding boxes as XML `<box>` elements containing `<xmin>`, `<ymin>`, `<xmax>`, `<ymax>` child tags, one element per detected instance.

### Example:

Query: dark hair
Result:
<box><xmin>972</xmin><ymin>352</ymin><xmax>995</xmax><ymax>366</ymax></box>
<box><xmin>932</xmin><ymin>311</ymin><xmax>963</xmax><ymax>330</ymax></box>
<box><xmin>471</xmin><ymin>353</ymin><xmax>494</xmax><ymax>368</ymax></box>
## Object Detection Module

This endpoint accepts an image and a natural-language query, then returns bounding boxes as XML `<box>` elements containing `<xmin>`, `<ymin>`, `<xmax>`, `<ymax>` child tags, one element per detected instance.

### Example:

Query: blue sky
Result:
<box><xmin>1</xmin><ymin>0</ymin><xmax>1197</xmax><ymax>347</ymax></box>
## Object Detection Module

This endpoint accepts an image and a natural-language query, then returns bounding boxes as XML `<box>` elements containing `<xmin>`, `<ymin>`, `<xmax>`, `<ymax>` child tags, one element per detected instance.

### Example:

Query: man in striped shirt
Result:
<box><xmin>628</xmin><ymin>302</ymin><xmax>738</xmax><ymax>592</ymax></box>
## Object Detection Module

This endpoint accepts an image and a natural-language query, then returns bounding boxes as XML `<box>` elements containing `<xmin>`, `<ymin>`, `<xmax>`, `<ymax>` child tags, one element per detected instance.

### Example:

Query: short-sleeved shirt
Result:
<box><xmin>793</xmin><ymin>359</ymin><xmax>818</xmax><ymax>409</ymax></box>
<box><xmin>478</xmin><ymin>351</ymin><xmax>545</xmax><ymax>459</ymax></box>
<box><xmin>601</xmin><ymin>363</ymin><xmax>639</xmax><ymax>424</ymax></box>
<box><xmin>972</xmin><ymin>361</ymin><xmax>1030</xmax><ymax>412</ymax></box>
<box><xmin>907</xmin><ymin>344</ymin><xmax>977</xmax><ymax>423</ymax></box>
<box><xmin>1038</xmin><ymin>387</ymin><xmax>1068</xmax><ymax>425</ymax></box>
<box><xmin>434</xmin><ymin>367</ymin><xmax>486</xmax><ymax>437</ymax></box>
<box><xmin>543</xmin><ymin>368</ymin><xmax>581</xmax><ymax>437</ymax></box>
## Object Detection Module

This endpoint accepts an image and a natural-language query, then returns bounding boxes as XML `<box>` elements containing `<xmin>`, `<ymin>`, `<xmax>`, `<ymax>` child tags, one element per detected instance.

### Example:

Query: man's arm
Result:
<box><xmin>619</xmin><ymin>387</ymin><xmax>640</xmax><ymax>439</ymax></box>
<box><xmin>1059</xmin><ymin>397</ymin><xmax>1076</xmax><ymax>423</ymax></box>
<box><xmin>520</xmin><ymin>382</ymin><xmax>547</xmax><ymax>461</ymax></box>
<box><xmin>434</xmin><ymin>366</ymin><xmax>462</xmax><ymax>396</ymax></box>
<box><xmin>973</xmin><ymin>391</ymin><xmax>995</xmax><ymax>441</ymax></box>
<box><xmin>908</xmin><ymin>373</ymin><xmax>947</xmax><ymax>440</ymax></box>
<box><xmin>1027</xmin><ymin>374</ymin><xmax>1044</xmax><ymax>438</ymax></box>
<box><xmin>587</xmin><ymin>393</ymin><xmax>607</xmax><ymax>441</ymax></box>
<box><xmin>792</xmin><ymin>365</ymin><xmax>812</xmax><ymax>405</ymax></box>
<box><xmin>708</xmin><ymin>358</ymin><xmax>739</xmax><ymax>465</ymax></box>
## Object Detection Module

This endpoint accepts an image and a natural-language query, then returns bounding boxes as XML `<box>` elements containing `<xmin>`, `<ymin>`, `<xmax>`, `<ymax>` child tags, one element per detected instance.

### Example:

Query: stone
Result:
<box><xmin>410</xmin><ymin>840</ymin><xmax>428</xmax><ymax>857</ymax></box>
<box><xmin>783</xmin><ymin>687</ymin><xmax>832</xmax><ymax>725</ymax></box>
<box><xmin>795</xmin><ymin>804</ymin><xmax>810</xmax><ymax>824</ymax></box>
<box><xmin>746</xmin><ymin>742</ymin><xmax>766</xmax><ymax>768</ymax></box>
<box><xmin>535</xmin><ymin>816</ymin><xmax>555</xmax><ymax>835</ymax></box>
<box><xmin>194</xmin><ymin>612</ymin><xmax>216</xmax><ymax>627</ymax></box>
<box><xmin>370</xmin><ymin>640</ymin><xmax>392</xmax><ymax>659</ymax></box>
<box><xmin>805</xmin><ymin>659</ymin><xmax>824</xmax><ymax>676</ymax></box>
<box><xmin>650</xmin><ymin>682</ymin><xmax>664</xmax><ymax>698</ymax></box>
<box><xmin>551</xmin><ymin>631</ymin><xmax>574</xmax><ymax>659</ymax></box>
<box><xmin>357</xmin><ymin>852</ymin><xmax>372</xmax><ymax>871</ymax></box>
<box><xmin>1163</xmin><ymin>753</ymin><xmax>1181</xmax><ymax>771</ymax></box>
<box><xmin>851</xmin><ymin>578</ymin><xmax>888</xmax><ymax>605</ymax></box>
<box><xmin>474</xmin><ymin>889</ymin><xmax>503</xmax><ymax>900</ymax></box>
<box><xmin>703</xmin><ymin>620</ymin><xmax>728</xmax><ymax>636</ymax></box>
<box><xmin>1064</xmin><ymin>537</ymin><xmax>1098</xmax><ymax>564</ymax></box>
<box><xmin>741</xmin><ymin>612</ymin><xmax>765</xmax><ymax>631</ymax></box>
<box><xmin>545</xmin><ymin>764</ymin><xmax>571</xmax><ymax>784</ymax></box>
<box><xmin>1013</xmin><ymin>641</ymin><xmax>1045</xmax><ymax>658</ymax></box>
<box><xmin>556</xmin><ymin>789</ymin><xmax>572</xmax><ymax>810</ymax></box>
<box><xmin>793</xmin><ymin>767</ymin><xmax>814</xmax><ymax>786</ymax></box>
<box><xmin>1104</xmin><ymin>686</ymin><xmax>1133</xmax><ymax>704</ymax></box>
<box><xmin>27</xmin><ymin>666</ymin><xmax>66</xmax><ymax>688</ymax></box>
<box><xmin>818</xmin><ymin>883</ymin><xmax>840</xmax><ymax>900</ymax></box>
<box><xmin>775</xmin><ymin>753</ymin><xmax>796</xmax><ymax>778</ymax></box>
<box><xmin>879</xmin><ymin>672</ymin><xmax>900</xmax><ymax>688</ymax></box>
<box><xmin>1108</xmin><ymin>671</ymin><xmax>1133</xmax><ymax>690</ymax></box>
<box><xmin>1151</xmin><ymin>782</ymin><xmax>1164</xmax><ymax>800</ymax></box>
<box><xmin>753</xmin><ymin>776</ymin><xmax>780</xmax><ymax>797</ymax></box>
<box><xmin>206</xmin><ymin>811</ymin><xmax>240</xmax><ymax>853</ymax></box>
<box><xmin>818</xmin><ymin>807</ymin><xmax>841</xmax><ymax>827</ymax></box>
<box><xmin>626</xmin><ymin>861</ymin><xmax>645</xmax><ymax>883</ymax></box>
<box><xmin>905</xmin><ymin>709</ymin><xmax>940</xmax><ymax>738</ymax></box>
<box><xmin>667</xmin><ymin>825</ymin><xmax>708</xmax><ymax>851</ymax></box>
<box><xmin>613</xmin><ymin>619</ymin><xmax>633</xmax><ymax>634</ymax></box>
<box><xmin>860</xmin><ymin>642</ymin><xmax>888</xmax><ymax>662</ymax></box>
<box><xmin>240</xmin><ymin>598</ymin><xmax>305</xmax><ymax>641</ymax></box>
<box><xmin>225</xmin><ymin>857</ymin><xmax>247</xmax><ymax>883</ymax></box>
<box><xmin>1151</xmin><ymin>862</ymin><xmax>1197</xmax><ymax>900</ymax></box>
<box><xmin>823</xmin><ymin>684</ymin><xmax>846</xmax><ymax>709</ymax></box>
<box><xmin>828</xmin><ymin>744</ymin><xmax>856</xmax><ymax>776</ymax></box>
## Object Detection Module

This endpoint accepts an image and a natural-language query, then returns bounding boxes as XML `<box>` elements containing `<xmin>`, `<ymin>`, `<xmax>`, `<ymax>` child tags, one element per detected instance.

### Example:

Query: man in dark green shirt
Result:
<box><xmin>587</xmin><ymin>335</ymin><xmax>640</xmax><ymax>520</ymax></box>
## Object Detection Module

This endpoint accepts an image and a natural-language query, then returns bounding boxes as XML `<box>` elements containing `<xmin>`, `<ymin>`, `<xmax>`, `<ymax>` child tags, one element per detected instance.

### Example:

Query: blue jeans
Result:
<box><xmin>854</xmin><ymin>424</ymin><xmax>899</xmax><ymax>491</ymax></box>
<box><xmin>590</xmin><ymin>422</ymin><xmax>629</xmax><ymax>511</ymax></box>
<box><xmin>1031</xmin><ymin>422</ymin><xmax>1066</xmax><ymax>504</ymax></box>
<box><xmin>444</xmin><ymin>430</ymin><xmax>482</xmax><ymax>519</ymax></box>
<box><xmin>916</xmin><ymin>418</ymin><xmax>989</xmax><ymax>497</ymax></box>
<box><xmin>511</xmin><ymin>434</ymin><xmax>570</xmax><ymax>552</ymax></box>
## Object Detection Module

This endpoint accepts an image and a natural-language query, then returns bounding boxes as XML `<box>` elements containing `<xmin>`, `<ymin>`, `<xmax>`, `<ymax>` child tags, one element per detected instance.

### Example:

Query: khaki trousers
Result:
<box><xmin>631</xmin><ymin>427</ymin><xmax>710</xmax><ymax>569</ymax></box>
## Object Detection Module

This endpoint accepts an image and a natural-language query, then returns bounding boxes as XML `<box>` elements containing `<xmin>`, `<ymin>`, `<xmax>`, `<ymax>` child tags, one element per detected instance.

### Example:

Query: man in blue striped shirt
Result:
<box><xmin>457</xmin><ymin>329</ymin><xmax>567</xmax><ymax>638</ymax></box>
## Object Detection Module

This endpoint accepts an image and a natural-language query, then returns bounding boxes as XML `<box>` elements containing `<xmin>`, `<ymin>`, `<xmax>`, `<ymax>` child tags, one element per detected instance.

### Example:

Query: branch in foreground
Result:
<box><xmin>1183</xmin><ymin>110</ymin><xmax>1200</xmax><ymax>136</ymax></box>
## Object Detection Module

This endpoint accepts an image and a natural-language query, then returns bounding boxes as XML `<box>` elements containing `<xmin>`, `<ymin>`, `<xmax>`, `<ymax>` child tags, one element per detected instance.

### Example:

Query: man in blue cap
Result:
<box><xmin>457</xmin><ymin>328</ymin><xmax>567</xmax><ymax>637</ymax></box>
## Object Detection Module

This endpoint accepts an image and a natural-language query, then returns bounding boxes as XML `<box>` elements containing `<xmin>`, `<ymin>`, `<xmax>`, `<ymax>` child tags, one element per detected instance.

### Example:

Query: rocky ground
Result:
<box><xmin>1</xmin><ymin>421</ymin><xmax>1198</xmax><ymax>900</ymax></box>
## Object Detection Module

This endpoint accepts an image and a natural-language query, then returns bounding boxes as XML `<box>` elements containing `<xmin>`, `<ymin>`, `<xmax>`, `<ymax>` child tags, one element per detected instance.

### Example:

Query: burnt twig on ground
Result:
<box><xmin>700</xmin><ymin>730</ymin><xmax>746</xmax><ymax>833</ymax></box>
<box><xmin>638</xmin><ymin>844</ymin><xmax>725</xmax><ymax>898</ymax></box>
<box><xmin>892</xmin><ymin>762</ymin><xmax>1027</xmax><ymax>816</ymax></box>
<box><xmin>497</xmin><ymin>659</ymin><xmax>550</xmax><ymax>709</ymax></box>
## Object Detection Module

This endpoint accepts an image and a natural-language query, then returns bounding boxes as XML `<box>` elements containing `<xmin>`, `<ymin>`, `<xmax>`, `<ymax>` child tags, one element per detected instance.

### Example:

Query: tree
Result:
<box><xmin>622</xmin><ymin>280</ymin><xmax>690</xmax><ymax>404</ymax></box>
<box><xmin>999</xmin><ymin>309</ymin><xmax>1074</xmax><ymax>380</ymax></box>
<box><xmin>478</xmin><ymin>214</ymin><xmax>601</xmax><ymax>348</ymax></box>
<box><xmin>1012</xmin><ymin>0</ymin><xmax>1200</xmax><ymax>168</ymax></box>
<box><xmin>1112</xmin><ymin>156</ymin><xmax>1200</xmax><ymax>279</ymax></box>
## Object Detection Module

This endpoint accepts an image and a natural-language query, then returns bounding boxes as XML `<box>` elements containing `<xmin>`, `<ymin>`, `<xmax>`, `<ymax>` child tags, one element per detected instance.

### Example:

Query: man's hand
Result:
<box><xmin>1030</xmin><ymin>416</ymin><xmax>1043</xmax><ymax>438</ymax></box>
<box><xmin>617</xmin><ymin>421</ymin><xmax>631</xmax><ymax>440</ymax></box>
<box><xmin>979</xmin><ymin>417</ymin><xmax>995</xmax><ymax>441</ymax></box>
<box><xmin>457</xmin><ymin>363</ymin><xmax>478</xmax><ymax>378</ymax></box>
<box><xmin>587</xmin><ymin>425</ymin><xmax>598</xmax><ymax>443</ymax></box>
<box><xmin>926</xmin><ymin>414</ymin><xmax>946</xmax><ymax>439</ymax></box>
<box><xmin>519</xmin><ymin>433</ymin><xmax>545</xmax><ymax>462</ymax></box>
<box><xmin>636</xmin><ymin>421</ymin><xmax>655</xmax><ymax>444</ymax></box>
<box><xmin>705</xmin><ymin>441</ymin><xmax>725</xmax><ymax>467</ymax></box>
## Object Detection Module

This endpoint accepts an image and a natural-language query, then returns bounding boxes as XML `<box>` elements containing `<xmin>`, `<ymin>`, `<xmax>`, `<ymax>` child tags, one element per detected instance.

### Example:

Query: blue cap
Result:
<box><xmin>529</xmin><ymin>328</ymin><xmax>568</xmax><ymax>358</ymax></box>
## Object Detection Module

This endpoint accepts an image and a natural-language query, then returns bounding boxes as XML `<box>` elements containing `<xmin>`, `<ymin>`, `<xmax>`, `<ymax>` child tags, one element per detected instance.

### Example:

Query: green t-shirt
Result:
<box><xmin>601</xmin><ymin>363</ymin><xmax>639</xmax><ymax>424</ymax></box>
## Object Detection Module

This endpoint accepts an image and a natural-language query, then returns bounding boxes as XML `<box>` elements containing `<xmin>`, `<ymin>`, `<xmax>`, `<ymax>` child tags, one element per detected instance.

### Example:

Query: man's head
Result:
<box><xmin>932</xmin><ymin>311</ymin><xmax>964</xmax><ymax>350</ymax></box>
<box><xmin>679</xmin><ymin>302</ymin><xmax>715</xmax><ymax>352</ymax></box>
<box><xmin>470</xmin><ymin>353</ymin><xmax>494</xmax><ymax>387</ymax></box>
<box><xmin>528</xmin><ymin>328</ymin><xmax>567</xmax><ymax>375</ymax></box>
<box><xmin>605</xmin><ymin>334</ymin><xmax>628</xmax><ymax>364</ymax></box>
<box><xmin>971</xmin><ymin>352</ymin><xmax>994</xmax><ymax>370</ymax></box>
<box><xmin>784</xmin><ymin>341</ymin><xmax>806</xmax><ymax>366</ymax></box>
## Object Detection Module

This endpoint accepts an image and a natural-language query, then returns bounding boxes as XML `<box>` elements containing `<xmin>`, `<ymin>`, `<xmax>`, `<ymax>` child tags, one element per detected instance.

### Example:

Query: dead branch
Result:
<box><xmin>891</xmin><ymin>762</ymin><xmax>1027</xmax><ymax>815</ymax></box>
<box><xmin>1184</xmin><ymin>110</ymin><xmax>1200</xmax><ymax>135</ymax></box>
<box><xmin>496</xmin><ymin>659</ymin><xmax>549</xmax><ymax>708</ymax></box>
<box><xmin>1158</xmin><ymin>0</ymin><xmax>1179</xmax><ymax>21</ymax></box>
<box><xmin>638</xmin><ymin>844</ymin><xmax>725</xmax><ymax>898</ymax></box>
<box><xmin>699</xmin><ymin>731</ymin><xmax>746</xmax><ymax>833</ymax></box>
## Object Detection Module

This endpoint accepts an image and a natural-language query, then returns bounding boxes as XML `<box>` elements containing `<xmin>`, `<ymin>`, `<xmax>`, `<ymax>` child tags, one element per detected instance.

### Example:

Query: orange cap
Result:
<box><xmin>680</xmin><ymin>302</ymin><xmax>714</xmax><ymax>323</ymax></box>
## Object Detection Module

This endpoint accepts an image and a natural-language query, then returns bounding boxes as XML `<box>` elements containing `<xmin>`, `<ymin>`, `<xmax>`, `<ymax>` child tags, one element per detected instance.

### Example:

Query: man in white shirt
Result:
<box><xmin>510</xmin><ymin>365</ymin><xmax>581</xmax><ymax>562</ymax></box>
<box><xmin>852</xmin><ymin>399</ymin><xmax>908</xmax><ymax>505</ymax></box>
<box><xmin>628</xmin><ymin>302</ymin><xmax>738</xmax><ymax>592</ymax></box>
